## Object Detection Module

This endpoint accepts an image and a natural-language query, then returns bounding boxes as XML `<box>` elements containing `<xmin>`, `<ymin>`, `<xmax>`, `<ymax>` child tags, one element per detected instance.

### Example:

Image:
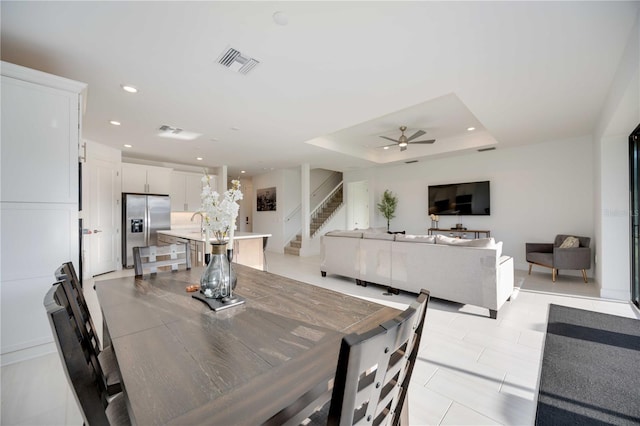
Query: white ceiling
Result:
<box><xmin>1</xmin><ymin>1</ymin><xmax>638</xmax><ymax>177</ymax></box>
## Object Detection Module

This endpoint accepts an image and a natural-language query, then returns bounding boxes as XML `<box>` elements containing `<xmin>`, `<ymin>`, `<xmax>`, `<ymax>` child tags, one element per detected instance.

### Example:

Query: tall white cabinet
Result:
<box><xmin>0</xmin><ymin>62</ymin><xmax>86</xmax><ymax>364</ymax></box>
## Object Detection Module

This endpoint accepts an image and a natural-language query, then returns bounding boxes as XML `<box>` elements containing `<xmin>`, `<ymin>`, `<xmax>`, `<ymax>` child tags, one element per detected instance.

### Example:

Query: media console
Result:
<box><xmin>427</xmin><ymin>228</ymin><xmax>491</xmax><ymax>239</ymax></box>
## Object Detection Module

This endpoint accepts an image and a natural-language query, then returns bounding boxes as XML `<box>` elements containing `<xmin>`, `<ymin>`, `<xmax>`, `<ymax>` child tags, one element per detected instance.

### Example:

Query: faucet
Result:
<box><xmin>190</xmin><ymin>211</ymin><xmax>205</xmax><ymax>234</ymax></box>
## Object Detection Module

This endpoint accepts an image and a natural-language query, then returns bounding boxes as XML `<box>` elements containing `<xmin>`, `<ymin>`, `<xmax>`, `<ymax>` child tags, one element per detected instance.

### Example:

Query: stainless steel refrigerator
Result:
<box><xmin>122</xmin><ymin>193</ymin><xmax>171</xmax><ymax>268</ymax></box>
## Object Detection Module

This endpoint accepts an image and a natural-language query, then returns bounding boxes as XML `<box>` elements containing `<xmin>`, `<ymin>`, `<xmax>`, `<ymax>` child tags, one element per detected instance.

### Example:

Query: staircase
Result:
<box><xmin>284</xmin><ymin>185</ymin><xmax>343</xmax><ymax>256</ymax></box>
<box><xmin>284</xmin><ymin>234</ymin><xmax>302</xmax><ymax>256</ymax></box>
<box><xmin>310</xmin><ymin>186</ymin><xmax>343</xmax><ymax>236</ymax></box>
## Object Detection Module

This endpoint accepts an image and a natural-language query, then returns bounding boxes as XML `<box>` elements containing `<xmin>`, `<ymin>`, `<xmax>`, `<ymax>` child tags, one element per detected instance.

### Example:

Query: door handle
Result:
<box><xmin>93</xmin><ymin>229</ymin><xmax>103</xmax><ymax>233</ymax></box>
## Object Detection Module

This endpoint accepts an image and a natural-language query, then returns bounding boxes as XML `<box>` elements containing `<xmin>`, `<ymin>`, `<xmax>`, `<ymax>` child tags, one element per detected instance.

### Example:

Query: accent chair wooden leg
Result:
<box><xmin>528</xmin><ymin>264</ymin><xmax>532</xmax><ymax>275</ymax></box>
<box><xmin>582</xmin><ymin>269</ymin><xmax>588</xmax><ymax>283</ymax></box>
<box><xmin>552</xmin><ymin>268</ymin><xmax>557</xmax><ymax>282</ymax></box>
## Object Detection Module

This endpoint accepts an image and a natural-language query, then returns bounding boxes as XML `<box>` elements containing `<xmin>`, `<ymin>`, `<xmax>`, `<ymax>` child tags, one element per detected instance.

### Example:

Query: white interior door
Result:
<box><xmin>88</xmin><ymin>158</ymin><xmax>119</xmax><ymax>276</ymax></box>
<box><xmin>348</xmin><ymin>180</ymin><xmax>369</xmax><ymax>229</ymax></box>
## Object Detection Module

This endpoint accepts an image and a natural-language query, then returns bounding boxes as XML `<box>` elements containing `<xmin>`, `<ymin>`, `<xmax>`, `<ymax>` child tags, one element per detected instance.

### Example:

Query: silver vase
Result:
<box><xmin>200</xmin><ymin>243</ymin><xmax>236</xmax><ymax>299</ymax></box>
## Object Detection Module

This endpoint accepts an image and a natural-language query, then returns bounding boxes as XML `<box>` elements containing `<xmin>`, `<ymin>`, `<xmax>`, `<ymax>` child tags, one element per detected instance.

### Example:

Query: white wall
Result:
<box><xmin>594</xmin><ymin>10</ymin><xmax>639</xmax><ymax>300</ymax></box>
<box><xmin>344</xmin><ymin>136</ymin><xmax>595</xmax><ymax>273</ymax></box>
<box><xmin>252</xmin><ymin>168</ymin><xmax>302</xmax><ymax>253</ymax></box>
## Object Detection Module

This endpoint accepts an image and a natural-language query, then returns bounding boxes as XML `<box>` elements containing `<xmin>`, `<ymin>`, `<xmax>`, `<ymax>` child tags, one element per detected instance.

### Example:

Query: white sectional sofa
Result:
<box><xmin>320</xmin><ymin>230</ymin><xmax>514</xmax><ymax>319</ymax></box>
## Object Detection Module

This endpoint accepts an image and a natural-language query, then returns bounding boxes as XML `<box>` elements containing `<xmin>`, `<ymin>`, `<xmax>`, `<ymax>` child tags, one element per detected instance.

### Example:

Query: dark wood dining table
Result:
<box><xmin>95</xmin><ymin>264</ymin><xmax>400</xmax><ymax>425</ymax></box>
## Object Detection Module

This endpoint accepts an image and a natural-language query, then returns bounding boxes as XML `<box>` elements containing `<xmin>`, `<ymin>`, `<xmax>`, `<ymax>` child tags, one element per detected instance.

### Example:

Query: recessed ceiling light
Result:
<box><xmin>383</xmin><ymin>146</ymin><xmax>390</xmax><ymax>150</ymax></box>
<box><xmin>273</xmin><ymin>11</ymin><xmax>289</xmax><ymax>26</ymax></box>
<box><xmin>121</xmin><ymin>84</ymin><xmax>138</xmax><ymax>93</ymax></box>
<box><xmin>110</xmin><ymin>120</ymin><xmax>121</xmax><ymax>126</ymax></box>
<box><xmin>196</xmin><ymin>157</ymin><xmax>203</xmax><ymax>161</ymax></box>
<box><xmin>241</xmin><ymin>170</ymin><xmax>246</xmax><ymax>174</ymax></box>
<box><xmin>467</xmin><ymin>127</ymin><xmax>476</xmax><ymax>131</ymax></box>
<box><xmin>231</xmin><ymin>127</ymin><xmax>240</xmax><ymax>131</ymax></box>
<box><xmin>123</xmin><ymin>144</ymin><xmax>132</xmax><ymax>148</ymax></box>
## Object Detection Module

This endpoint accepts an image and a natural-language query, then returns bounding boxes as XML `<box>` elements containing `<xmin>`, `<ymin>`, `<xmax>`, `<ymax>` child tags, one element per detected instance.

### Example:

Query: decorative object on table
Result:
<box><xmin>199</xmin><ymin>243</ymin><xmax>237</xmax><ymax>298</ymax></box>
<box><xmin>377</xmin><ymin>189</ymin><xmax>397</xmax><ymax>232</ymax></box>
<box><xmin>256</xmin><ymin>187</ymin><xmax>276</xmax><ymax>211</ymax></box>
<box><xmin>430</xmin><ymin>213</ymin><xmax>439</xmax><ymax>229</ymax></box>
<box><xmin>195</xmin><ymin>174</ymin><xmax>244</xmax><ymax>308</ymax></box>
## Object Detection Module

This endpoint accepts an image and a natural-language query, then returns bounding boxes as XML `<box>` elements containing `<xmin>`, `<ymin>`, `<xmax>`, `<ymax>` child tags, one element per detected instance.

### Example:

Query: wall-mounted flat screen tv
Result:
<box><xmin>428</xmin><ymin>181</ymin><xmax>490</xmax><ymax>215</ymax></box>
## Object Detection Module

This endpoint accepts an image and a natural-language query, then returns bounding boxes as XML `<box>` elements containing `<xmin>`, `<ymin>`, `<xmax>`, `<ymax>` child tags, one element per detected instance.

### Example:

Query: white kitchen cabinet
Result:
<box><xmin>1</xmin><ymin>75</ymin><xmax>80</xmax><ymax>203</ymax></box>
<box><xmin>170</xmin><ymin>171</ymin><xmax>205</xmax><ymax>212</ymax></box>
<box><xmin>1</xmin><ymin>61</ymin><xmax>86</xmax><ymax>363</ymax></box>
<box><xmin>122</xmin><ymin>163</ymin><xmax>172</xmax><ymax>194</ymax></box>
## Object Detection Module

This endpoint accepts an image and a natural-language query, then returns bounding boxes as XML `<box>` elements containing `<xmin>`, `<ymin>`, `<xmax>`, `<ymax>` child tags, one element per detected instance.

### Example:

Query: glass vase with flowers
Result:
<box><xmin>197</xmin><ymin>174</ymin><xmax>243</xmax><ymax>301</ymax></box>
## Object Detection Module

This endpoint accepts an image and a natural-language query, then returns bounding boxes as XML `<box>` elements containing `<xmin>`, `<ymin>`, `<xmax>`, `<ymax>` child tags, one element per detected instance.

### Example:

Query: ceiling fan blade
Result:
<box><xmin>406</xmin><ymin>130</ymin><xmax>426</xmax><ymax>142</ymax></box>
<box><xmin>410</xmin><ymin>139</ymin><xmax>436</xmax><ymax>144</ymax></box>
<box><xmin>380</xmin><ymin>136</ymin><xmax>400</xmax><ymax>143</ymax></box>
<box><xmin>400</xmin><ymin>145</ymin><xmax>407</xmax><ymax>152</ymax></box>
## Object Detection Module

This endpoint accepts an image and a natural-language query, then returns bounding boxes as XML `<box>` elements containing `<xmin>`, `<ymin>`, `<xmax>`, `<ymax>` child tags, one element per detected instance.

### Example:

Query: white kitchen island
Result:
<box><xmin>157</xmin><ymin>230</ymin><xmax>271</xmax><ymax>270</ymax></box>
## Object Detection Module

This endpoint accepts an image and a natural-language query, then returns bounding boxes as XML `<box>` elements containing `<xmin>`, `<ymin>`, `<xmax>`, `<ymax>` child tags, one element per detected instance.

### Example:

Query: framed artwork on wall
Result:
<box><xmin>257</xmin><ymin>187</ymin><xmax>276</xmax><ymax>211</ymax></box>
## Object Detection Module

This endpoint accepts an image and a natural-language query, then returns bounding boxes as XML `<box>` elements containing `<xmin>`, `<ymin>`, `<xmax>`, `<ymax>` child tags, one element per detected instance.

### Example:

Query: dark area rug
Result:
<box><xmin>536</xmin><ymin>304</ymin><xmax>640</xmax><ymax>425</ymax></box>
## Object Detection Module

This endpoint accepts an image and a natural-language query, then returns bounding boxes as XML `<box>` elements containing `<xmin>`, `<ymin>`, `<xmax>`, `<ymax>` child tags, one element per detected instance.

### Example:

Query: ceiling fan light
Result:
<box><xmin>399</xmin><ymin>141</ymin><xmax>408</xmax><ymax>147</ymax></box>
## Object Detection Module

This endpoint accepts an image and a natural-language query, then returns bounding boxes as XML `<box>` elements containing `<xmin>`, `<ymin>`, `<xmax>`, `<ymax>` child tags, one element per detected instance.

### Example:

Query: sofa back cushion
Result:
<box><xmin>395</xmin><ymin>234</ymin><xmax>436</xmax><ymax>244</ymax></box>
<box><xmin>325</xmin><ymin>230</ymin><xmax>364</xmax><ymax>238</ymax></box>
<box><xmin>363</xmin><ymin>232</ymin><xmax>395</xmax><ymax>241</ymax></box>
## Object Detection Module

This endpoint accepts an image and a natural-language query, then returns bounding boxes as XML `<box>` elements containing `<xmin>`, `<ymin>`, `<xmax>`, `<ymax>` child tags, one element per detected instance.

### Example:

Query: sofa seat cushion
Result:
<box><xmin>395</xmin><ymin>234</ymin><xmax>436</xmax><ymax>244</ymax></box>
<box><xmin>527</xmin><ymin>251</ymin><xmax>553</xmax><ymax>266</ymax></box>
<box><xmin>324</xmin><ymin>230</ymin><xmax>363</xmax><ymax>238</ymax></box>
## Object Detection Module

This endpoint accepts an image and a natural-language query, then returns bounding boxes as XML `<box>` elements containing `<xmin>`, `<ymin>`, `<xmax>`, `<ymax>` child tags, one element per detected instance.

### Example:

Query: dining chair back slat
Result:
<box><xmin>44</xmin><ymin>282</ymin><xmax>111</xmax><ymax>425</ymax></box>
<box><xmin>45</xmin><ymin>283</ymin><xmax>131</xmax><ymax>425</ymax></box>
<box><xmin>327</xmin><ymin>289</ymin><xmax>430</xmax><ymax>426</ymax></box>
<box><xmin>133</xmin><ymin>243</ymin><xmax>191</xmax><ymax>277</ymax></box>
<box><xmin>55</xmin><ymin>262</ymin><xmax>122</xmax><ymax>396</ymax></box>
<box><xmin>55</xmin><ymin>262</ymin><xmax>100</xmax><ymax>353</ymax></box>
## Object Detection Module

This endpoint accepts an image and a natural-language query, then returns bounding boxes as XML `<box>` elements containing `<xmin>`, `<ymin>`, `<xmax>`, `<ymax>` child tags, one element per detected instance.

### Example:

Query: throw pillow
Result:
<box><xmin>435</xmin><ymin>234</ymin><xmax>495</xmax><ymax>248</ymax></box>
<box><xmin>559</xmin><ymin>236</ymin><xmax>580</xmax><ymax>248</ymax></box>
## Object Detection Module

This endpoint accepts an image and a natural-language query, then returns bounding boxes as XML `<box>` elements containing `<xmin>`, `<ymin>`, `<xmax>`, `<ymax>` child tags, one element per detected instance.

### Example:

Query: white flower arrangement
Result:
<box><xmin>430</xmin><ymin>214</ymin><xmax>440</xmax><ymax>222</ymax></box>
<box><xmin>198</xmin><ymin>174</ymin><xmax>243</xmax><ymax>245</ymax></box>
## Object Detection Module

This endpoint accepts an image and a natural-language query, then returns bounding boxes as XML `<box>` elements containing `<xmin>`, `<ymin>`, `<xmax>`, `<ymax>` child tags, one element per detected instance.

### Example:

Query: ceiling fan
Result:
<box><xmin>380</xmin><ymin>126</ymin><xmax>435</xmax><ymax>151</ymax></box>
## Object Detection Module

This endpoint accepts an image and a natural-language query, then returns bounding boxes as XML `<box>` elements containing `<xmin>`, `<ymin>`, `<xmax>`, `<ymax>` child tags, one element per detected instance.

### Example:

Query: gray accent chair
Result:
<box><xmin>526</xmin><ymin>234</ymin><xmax>591</xmax><ymax>282</ymax></box>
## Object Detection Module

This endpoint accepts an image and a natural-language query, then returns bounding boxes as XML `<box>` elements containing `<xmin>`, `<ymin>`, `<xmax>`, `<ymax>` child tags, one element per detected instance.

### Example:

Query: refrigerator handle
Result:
<box><xmin>145</xmin><ymin>200</ymin><xmax>150</xmax><ymax>246</ymax></box>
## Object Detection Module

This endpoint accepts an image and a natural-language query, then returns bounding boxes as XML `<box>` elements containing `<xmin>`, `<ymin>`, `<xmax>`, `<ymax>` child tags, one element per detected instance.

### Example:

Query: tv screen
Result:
<box><xmin>428</xmin><ymin>181</ymin><xmax>490</xmax><ymax>215</ymax></box>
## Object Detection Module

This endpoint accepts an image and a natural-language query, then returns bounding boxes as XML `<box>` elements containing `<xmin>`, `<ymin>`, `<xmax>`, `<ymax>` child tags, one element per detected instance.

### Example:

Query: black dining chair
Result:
<box><xmin>292</xmin><ymin>289</ymin><xmax>430</xmax><ymax>426</ymax></box>
<box><xmin>44</xmin><ymin>282</ymin><xmax>131</xmax><ymax>426</ymax></box>
<box><xmin>133</xmin><ymin>243</ymin><xmax>191</xmax><ymax>277</ymax></box>
<box><xmin>55</xmin><ymin>262</ymin><xmax>122</xmax><ymax>396</ymax></box>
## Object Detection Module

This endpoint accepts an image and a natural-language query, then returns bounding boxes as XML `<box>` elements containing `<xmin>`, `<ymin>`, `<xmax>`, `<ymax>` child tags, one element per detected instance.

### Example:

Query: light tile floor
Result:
<box><xmin>2</xmin><ymin>253</ymin><xmax>638</xmax><ymax>425</ymax></box>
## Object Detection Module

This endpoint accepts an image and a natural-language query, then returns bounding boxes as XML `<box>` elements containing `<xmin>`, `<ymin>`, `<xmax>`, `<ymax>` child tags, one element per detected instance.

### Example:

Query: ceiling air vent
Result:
<box><xmin>405</xmin><ymin>160</ymin><xmax>418</xmax><ymax>164</ymax></box>
<box><xmin>217</xmin><ymin>47</ymin><xmax>260</xmax><ymax>75</ymax></box>
<box><xmin>477</xmin><ymin>147</ymin><xmax>496</xmax><ymax>152</ymax></box>
<box><xmin>157</xmin><ymin>125</ymin><xmax>201</xmax><ymax>141</ymax></box>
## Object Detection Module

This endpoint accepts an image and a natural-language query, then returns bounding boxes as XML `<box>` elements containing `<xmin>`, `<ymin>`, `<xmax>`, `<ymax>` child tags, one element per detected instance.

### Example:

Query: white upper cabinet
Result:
<box><xmin>170</xmin><ymin>171</ymin><xmax>207</xmax><ymax>212</ymax></box>
<box><xmin>1</xmin><ymin>75</ymin><xmax>82</xmax><ymax>203</ymax></box>
<box><xmin>122</xmin><ymin>163</ymin><xmax>172</xmax><ymax>194</ymax></box>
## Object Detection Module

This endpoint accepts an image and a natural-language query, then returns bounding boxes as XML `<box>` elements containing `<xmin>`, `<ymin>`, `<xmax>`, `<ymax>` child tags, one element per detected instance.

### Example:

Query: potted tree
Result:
<box><xmin>377</xmin><ymin>189</ymin><xmax>398</xmax><ymax>233</ymax></box>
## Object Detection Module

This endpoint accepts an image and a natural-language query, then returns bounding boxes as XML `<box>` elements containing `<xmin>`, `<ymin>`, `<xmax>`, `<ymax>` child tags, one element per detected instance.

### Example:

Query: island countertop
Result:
<box><xmin>157</xmin><ymin>229</ymin><xmax>270</xmax><ymax>269</ymax></box>
<box><xmin>158</xmin><ymin>229</ymin><xmax>271</xmax><ymax>242</ymax></box>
